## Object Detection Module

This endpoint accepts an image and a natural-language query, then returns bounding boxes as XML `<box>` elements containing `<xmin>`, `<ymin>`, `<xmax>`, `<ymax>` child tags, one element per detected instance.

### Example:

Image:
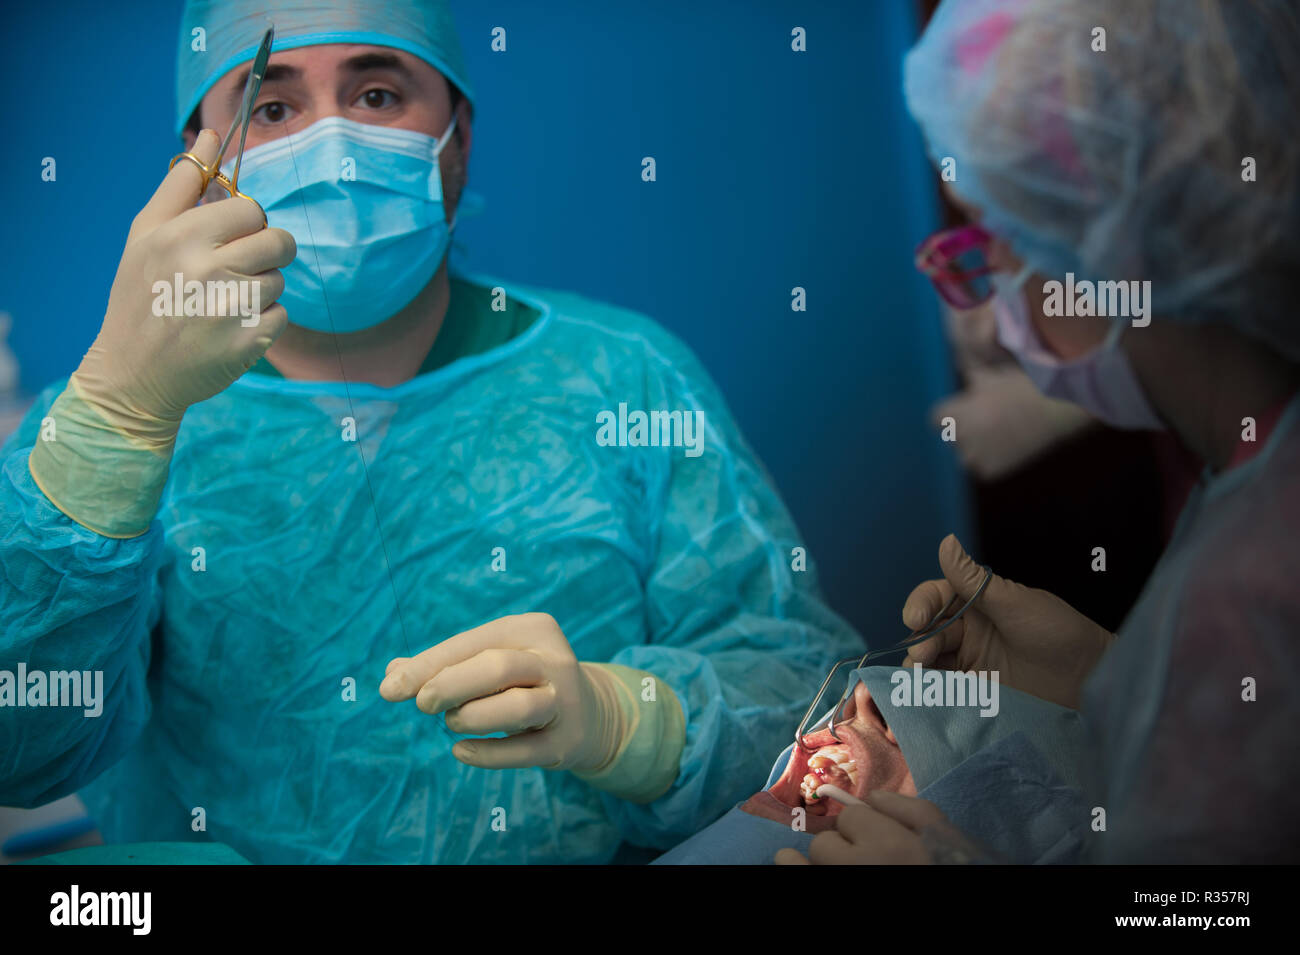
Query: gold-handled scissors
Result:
<box><xmin>169</xmin><ymin>25</ymin><xmax>274</xmax><ymax>225</ymax></box>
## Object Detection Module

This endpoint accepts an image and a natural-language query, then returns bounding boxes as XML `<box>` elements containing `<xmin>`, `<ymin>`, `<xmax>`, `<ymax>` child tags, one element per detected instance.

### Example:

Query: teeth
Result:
<box><xmin>799</xmin><ymin>743</ymin><xmax>859</xmax><ymax>804</ymax></box>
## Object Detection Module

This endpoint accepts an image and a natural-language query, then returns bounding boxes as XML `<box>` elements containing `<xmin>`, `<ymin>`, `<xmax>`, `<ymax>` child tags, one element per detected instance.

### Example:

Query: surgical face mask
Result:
<box><xmin>991</xmin><ymin>267</ymin><xmax>1165</xmax><ymax>431</ymax></box>
<box><xmin>231</xmin><ymin>115</ymin><xmax>460</xmax><ymax>334</ymax></box>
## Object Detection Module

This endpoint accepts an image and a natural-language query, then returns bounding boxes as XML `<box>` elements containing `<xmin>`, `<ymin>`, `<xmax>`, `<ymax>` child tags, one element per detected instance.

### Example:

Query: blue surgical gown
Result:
<box><xmin>0</xmin><ymin>275</ymin><xmax>863</xmax><ymax>863</ymax></box>
<box><xmin>1082</xmin><ymin>393</ymin><xmax>1300</xmax><ymax>863</ymax></box>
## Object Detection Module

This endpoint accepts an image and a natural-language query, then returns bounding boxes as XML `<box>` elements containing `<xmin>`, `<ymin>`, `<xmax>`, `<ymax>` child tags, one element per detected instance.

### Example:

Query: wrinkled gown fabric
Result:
<box><xmin>0</xmin><ymin>276</ymin><xmax>863</xmax><ymax>863</ymax></box>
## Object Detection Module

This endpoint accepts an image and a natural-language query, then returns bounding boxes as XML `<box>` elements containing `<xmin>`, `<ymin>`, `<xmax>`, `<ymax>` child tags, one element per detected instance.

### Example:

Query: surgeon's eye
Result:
<box><xmin>357</xmin><ymin>88</ymin><xmax>400</xmax><ymax>110</ymax></box>
<box><xmin>253</xmin><ymin>101</ymin><xmax>290</xmax><ymax>125</ymax></box>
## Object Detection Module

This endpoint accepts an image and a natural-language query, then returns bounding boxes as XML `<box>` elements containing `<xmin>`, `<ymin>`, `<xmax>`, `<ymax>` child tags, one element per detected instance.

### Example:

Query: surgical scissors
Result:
<box><xmin>169</xmin><ymin>26</ymin><xmax>275</xmax><ymax>225</ymax></box>
<box><xmin>794</xmin><ymin>565</ymin><xmax>993</xmax><ymax>752</ymax></box>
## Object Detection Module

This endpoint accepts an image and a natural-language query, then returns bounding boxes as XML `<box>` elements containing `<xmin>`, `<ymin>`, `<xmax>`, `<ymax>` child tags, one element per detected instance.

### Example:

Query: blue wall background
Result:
<box><xmin>0</xmin><ymin>0</ymin><xmax>970</xmax><ymax>643</ymax></box>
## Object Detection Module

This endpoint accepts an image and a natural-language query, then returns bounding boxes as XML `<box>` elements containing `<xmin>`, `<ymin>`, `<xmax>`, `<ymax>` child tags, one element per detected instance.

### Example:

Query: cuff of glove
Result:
<box><xmin>27</xmin><ymin>379</ymin><xmax>176</xmax><ymax>539</ymax></box>
<box><xmin>572</xmin><ymin>663</ymin><xmax>686</xmax><ymax>804</ymax></box>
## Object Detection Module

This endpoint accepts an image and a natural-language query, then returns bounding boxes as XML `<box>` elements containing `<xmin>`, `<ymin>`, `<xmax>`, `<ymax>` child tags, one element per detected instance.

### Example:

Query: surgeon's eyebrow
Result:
<box><xmin>226</xmin><ymin>63</ymin><xmax>302</xmax><ymax>112</ymax></box>
<box><xmin>221</xmin><ymin>53</ymin><xmax>419</xmax><ymax>115</ymax></box>
<box><xmin>339</xmin><ymin>51</ymin><xmax>418</xmax><ymax>83</ymax></box>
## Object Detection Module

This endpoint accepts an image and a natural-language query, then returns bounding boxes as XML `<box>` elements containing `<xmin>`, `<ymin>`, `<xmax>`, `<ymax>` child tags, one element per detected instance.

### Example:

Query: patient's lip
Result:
<box><xmin>799</xmin><ymin>742</ymin><xmax>858</xmax><ymax>808</ymax></box>
<box><xmin>792</xmin><ymin>719</ymin><xmax>877</xmax><ymax>816</ymax></box>
<box><xmin>744</xmin><ymin>684</ymin><xmax>914</xmax><ymax>829</ymax></box>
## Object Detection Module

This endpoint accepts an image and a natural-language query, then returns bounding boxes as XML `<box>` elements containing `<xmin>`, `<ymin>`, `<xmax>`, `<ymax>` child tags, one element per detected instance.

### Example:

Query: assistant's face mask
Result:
<box><xmin>991</xmin><ymin>268</ymin><xmax>1165</xmax><ymax>431</ymax></box>
<box><xmin>230</xmin><ymin>115</ymin><xmax>459</xmax><ymax>334</ymax></box>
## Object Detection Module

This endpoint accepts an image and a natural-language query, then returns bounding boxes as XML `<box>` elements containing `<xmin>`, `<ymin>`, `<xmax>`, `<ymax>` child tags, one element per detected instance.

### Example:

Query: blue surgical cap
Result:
<box><xmin>175</xmin><ymin>0</ymin><xmax>475</xmax><ymax>137</ymax></box>
<box><xmin>904</xmin><ymin>0</ymin><xmax>1300</xmax><ymax>360</ymax></box>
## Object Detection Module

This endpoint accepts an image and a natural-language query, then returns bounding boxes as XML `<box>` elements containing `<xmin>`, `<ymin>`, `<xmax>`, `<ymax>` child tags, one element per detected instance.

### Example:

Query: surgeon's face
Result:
<box><xmin>942</xmin><ymin>185</ymin><xmax>1108</xmax><ymax>361</ymax></box>
<box><xmin>188</xmin><ymin>43</ymin><xmax>471</xmax><ymax>217</ymax></box>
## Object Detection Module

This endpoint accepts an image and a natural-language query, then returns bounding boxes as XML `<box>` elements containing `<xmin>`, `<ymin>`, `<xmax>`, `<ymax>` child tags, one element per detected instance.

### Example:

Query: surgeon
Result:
<box><xmin>0</xmin><ymin>0</ymin><xmax>862</xmax><ymax>864</ymax></box>
<box><xmin>783</xmin><ymin>0</ymin><xmax>1300</xmax><ymax>864</ymax></box>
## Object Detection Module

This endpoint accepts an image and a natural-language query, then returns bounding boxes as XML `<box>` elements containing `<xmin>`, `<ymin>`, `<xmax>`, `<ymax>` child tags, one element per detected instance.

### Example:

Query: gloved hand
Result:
<box><xmin>27</xmin><ymin>128</ymin><xmax>295</xmax><ymax>538</ymax></box>
<box><xmin>931</xmin><ymin>363</ymin><xmax>1095</xmax><ymax>481</ymax></box>
<box><xmin>774</xmin><ymin>791</ymin><xmax>986</xmax><ymax>865</ymax></box>
<box><xmin>900</xmin><ymin>535</ymin><xmax>1115</xmax><ymax>709</ymax></box>
<box><xmin>942</xmin><ymin>299</ymin><xmax>1007</xmax><ymax>375</ymax></box>
<box><xmin>380</xmin><ymin>612</ymin><xmax>685</xmax><ymax>803</ymax></box>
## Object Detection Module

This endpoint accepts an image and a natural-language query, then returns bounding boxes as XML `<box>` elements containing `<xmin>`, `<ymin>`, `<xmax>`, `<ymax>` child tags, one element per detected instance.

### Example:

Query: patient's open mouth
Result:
<box><xmin>790</xmin><ymin>691</ymin><xmax>893</xmax><ymax>814</ymax></box>
<box><xmin>799</xmin><ymin>743</ymin><xmax>858</xmax><ymax>814</ymax></box>
<box><xmin>742</xmin><ymin>684</ymin><xmax>915</xmax><ymax>831</ymax></box>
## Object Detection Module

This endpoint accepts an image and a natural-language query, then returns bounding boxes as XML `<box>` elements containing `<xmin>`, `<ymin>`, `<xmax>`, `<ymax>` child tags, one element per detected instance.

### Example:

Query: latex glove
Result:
<box><xmin>900</xmin><ymin>535</ymin><xmax>1115</xmax><ymax>709</ymax></box>
<box><xmin>27</xmin><ymin>128</ymin><xmax>295</xmax><ymax>538</ymax></box>
<box><xmin>774</xmin><ymin>791</ymin><xmax>984</xmax><ymax>865</ymax></box>
<box><xmin>931</xmin><ymin>363</ymin><xmax>1096</xmax><ymax>481</ymax></box>
<box><xmin>942</xmin><ymin>299</ymin><xmax>1007</xmax><ymax>375</ymax></box>
<box><xmin>380</xmin><ymin>613</ymin><xmax>685</xmax><ymax>803</ymax></box>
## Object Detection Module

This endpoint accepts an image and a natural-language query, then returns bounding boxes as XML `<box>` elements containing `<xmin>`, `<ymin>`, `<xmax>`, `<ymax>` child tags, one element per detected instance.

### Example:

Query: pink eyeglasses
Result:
<box><xmin>914</xmin><ymin>224</ymin><xmax>998</xmax><ymax>309</ymax></box>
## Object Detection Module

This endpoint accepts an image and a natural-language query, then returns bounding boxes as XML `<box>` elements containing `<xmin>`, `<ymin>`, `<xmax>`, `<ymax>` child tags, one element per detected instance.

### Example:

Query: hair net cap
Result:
<box><xmin>176</xmin><ymin>0</ymin><xmax>475</xmax><ymax>137</ymax></box>
<box><xmin>904</xmin><ymin>0</ymin><xmax>1300</xmax><ymax>360</ymax></box>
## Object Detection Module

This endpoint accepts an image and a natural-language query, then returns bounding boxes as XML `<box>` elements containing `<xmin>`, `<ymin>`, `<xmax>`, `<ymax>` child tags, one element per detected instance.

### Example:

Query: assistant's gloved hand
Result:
<box><xmin>931</xmin><ymin>364</ymin><xmax>1095</xmax><ymax>481</ymax></box>
<box><xmin>380</xmin><ymin>613</ymin><xmax>686</xmax><ymax>803</ymax></box>
<box><xmin>899</xmin><ymin>535</ymin><xmax>1115</xmax><ymax>709</ymax></box>
<box><xmin>774</xmin><ymin>792</ymin><xmax>988</xmax><ymax>865</ymax></box>
<box><xmin>27</xmin><ymin>129</ymin><xmax>295</xmax><ymax>538</ymax></box>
